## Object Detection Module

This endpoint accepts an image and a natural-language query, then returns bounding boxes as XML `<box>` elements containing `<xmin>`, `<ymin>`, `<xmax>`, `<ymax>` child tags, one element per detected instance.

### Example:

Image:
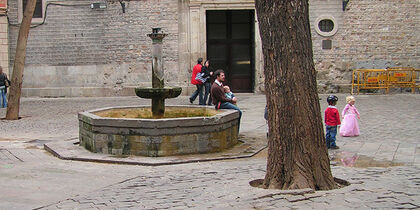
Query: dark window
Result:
<box><xmin>318</xmin><ymin>19</ymin><xmax>334</xmax><ymax>32</ymax></box>
<box><xmin>23</xmin><ymin>0</ymin><xmax>43</xmax><ymax>18</ymax></box>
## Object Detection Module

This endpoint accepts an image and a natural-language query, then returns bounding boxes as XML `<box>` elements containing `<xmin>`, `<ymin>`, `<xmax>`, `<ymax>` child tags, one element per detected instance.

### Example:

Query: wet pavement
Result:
<box><xmin>0</xmin><ymin>93</ymin><xmax>419</xmax><ymax>209</ymax></box>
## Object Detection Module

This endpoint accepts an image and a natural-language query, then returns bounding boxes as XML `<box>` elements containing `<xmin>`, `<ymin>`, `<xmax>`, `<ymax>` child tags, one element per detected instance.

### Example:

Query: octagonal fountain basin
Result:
<box><xmin>78</xmin><ymin>105</ymin><xmax>240</xmax><ymax>157</ymax></box>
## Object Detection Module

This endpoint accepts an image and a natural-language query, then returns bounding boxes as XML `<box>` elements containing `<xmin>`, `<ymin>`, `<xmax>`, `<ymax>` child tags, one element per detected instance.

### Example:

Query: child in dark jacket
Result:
<box><xmin>325</xmin><ymin>95</ymin><xmax>341</xmax><ymax>149</ymax></box>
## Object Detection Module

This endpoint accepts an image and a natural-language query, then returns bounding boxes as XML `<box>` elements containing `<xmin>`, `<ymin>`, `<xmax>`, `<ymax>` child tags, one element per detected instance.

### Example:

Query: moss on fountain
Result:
<box><xmin>94</xmin><ymin>107</ymin><xmax>218</xmax><ymax>119</ymax></box>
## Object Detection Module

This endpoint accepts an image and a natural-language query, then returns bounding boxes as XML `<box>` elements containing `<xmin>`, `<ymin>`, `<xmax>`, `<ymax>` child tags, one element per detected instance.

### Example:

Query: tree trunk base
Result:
<box><xmin>250</xmin><ymin>177</ymin><xmax>349</xmax><ymax>191</ymax></box>
<box><xmin>2</xmin><ymin>116</ymin><xmax>22</xmax><ymax>120</ymax></box>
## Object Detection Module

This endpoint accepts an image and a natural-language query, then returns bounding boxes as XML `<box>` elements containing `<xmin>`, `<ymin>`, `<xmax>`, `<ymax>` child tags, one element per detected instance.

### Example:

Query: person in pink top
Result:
<box><xmin>340</xmin><ymin>96</ymin><xmax>360</xmax><ymax>137</ymax></box>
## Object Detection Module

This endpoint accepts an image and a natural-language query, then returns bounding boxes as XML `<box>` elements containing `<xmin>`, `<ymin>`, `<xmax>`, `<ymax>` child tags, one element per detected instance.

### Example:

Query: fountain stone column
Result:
<box><xmin>135</xmin><ymin>28</ymin><xmax>182</xmax><ymax>118</ymax></box>
<box><xmin>149</xmin><ymin>28</ymin><xmax>166</xmax><ymax>89</ymax></box>
<box><xmin>149</xmin><ymin>28</ymin><xmax>166</xmax><ymax>117</ymax></box>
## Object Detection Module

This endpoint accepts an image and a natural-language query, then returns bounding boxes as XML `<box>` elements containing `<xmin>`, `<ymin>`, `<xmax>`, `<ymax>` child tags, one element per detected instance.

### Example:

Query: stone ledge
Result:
<box><xmin>44</xmin><ymin>134</ymin><xmax>267</xmax><ymax>166</ymax></box>
<box><xmin>79</xmin><ymin>105</ymin><xmax>239</xmax><ymax>129</ymax></box>
<box><xmin>21</xmin><ymin>86</ymin><xmax>194</xmax><ymax>97</ymax></box>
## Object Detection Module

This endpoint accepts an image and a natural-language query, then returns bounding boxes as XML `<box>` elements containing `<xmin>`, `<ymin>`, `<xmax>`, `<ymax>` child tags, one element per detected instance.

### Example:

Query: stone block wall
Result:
<box><xmin>80</xmin><ymin>124</ymin><xmax>239</xmax><ymax>157</ymax></box>
<box><xmin>6</xmin><ymin>0</ymin><xmax>420</xmax><ymax>96</ymax></box>
<box><xmin>8</xmin><ymin>0</ymin><xmax>180</xmax><ymax>97</ymax></box>
<box><xmin>310</xmin><ymin>0</ymin><xmax>419</xmax><ymax>93</ymax></box>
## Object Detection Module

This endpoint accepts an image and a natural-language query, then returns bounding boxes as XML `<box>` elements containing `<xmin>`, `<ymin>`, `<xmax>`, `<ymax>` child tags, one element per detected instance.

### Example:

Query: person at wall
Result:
<box><xmin>201</xmin><ymin>60</ymin><xmax>213</xmax><ymax>106</ymax></box>
<box><xmin>324</xmin><ymin>95</ymin><xmax>341</xmax><ymax>149</ymax></box>
<box><xmin>0</xmin><ymin>66</ymin><xmax>9</xmax><ymax>108</ymax></box>
<box><xmin>189</xmin><ymin>58</ymin><xmax>205</xmax><ymax>105</ymax></box>
<box><xmin>211</xmin><ymin>69</ymin><xmax>242</xmax><ymax>131</ymax></box>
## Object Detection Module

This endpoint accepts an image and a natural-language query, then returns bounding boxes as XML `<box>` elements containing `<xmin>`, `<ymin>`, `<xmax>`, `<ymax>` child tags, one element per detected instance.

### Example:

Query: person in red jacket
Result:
<box><xmin>325</xmin><ymin>95</ymin><xmax>341</xmax><ymax>149</ymax></box>
<box><xmin>189</xmin><ymin>58</ymin><xmax>205</xmax><ymax>105</ymax></box>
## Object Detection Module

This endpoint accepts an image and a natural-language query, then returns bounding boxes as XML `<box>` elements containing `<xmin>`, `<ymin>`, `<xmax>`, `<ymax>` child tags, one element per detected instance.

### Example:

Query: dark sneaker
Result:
<box><xmin>330</xmin><ymin>145</ymin><xmax>340</xmax><ymax>150</ymax></box>
<box><xmin>189</xmin><ymin>98</ymin><xmax>193</xmax><ymax>104</ymax></box>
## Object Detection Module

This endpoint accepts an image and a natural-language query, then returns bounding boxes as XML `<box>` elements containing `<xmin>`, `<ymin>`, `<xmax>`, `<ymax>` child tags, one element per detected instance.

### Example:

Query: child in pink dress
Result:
<box><xmin>340</xmin><ymin>96</ymin><xmax>360</xmax><ymax>137</ymax></box>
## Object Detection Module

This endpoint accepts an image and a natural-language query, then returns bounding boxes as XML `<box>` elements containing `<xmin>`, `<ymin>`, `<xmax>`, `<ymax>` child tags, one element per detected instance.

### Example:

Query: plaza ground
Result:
<box><xmin>0</xmin><ymin>93</ymin><xmax>419</xmax><ymax>209</ymax></box>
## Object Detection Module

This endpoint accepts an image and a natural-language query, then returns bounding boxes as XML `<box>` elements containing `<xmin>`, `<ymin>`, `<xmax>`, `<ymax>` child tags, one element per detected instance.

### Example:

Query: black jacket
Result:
<box><xmin>0</xmin><ymin>73</ymin><xmax>10</xmax><ymax>93</ymax></box>
<box><xmin>0</xmin><ymin>73</ymin><xmax>7</xmax><ymax>87</ymax></box>
<box><xmin>201</xmin><ymin>66</ymin><xmax>213</xmax><ymax>83</ymax></box>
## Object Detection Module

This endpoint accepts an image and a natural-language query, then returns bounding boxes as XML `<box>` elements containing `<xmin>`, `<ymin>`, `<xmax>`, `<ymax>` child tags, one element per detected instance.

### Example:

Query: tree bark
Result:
<box><xmin>6</xmin><ymin>0</ymin><xmax>36</xmax><ymax>120</ymax></box>
<box><xmin>255</xmin><ymin>0</ymin><xmax>337</xmax><ymax>190</ymax></box>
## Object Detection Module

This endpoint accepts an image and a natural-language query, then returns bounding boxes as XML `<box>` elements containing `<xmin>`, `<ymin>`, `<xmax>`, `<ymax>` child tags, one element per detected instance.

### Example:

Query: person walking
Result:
<box><xmin>211</xmin><ymin>69</ymin><xmax>242</xmax><ymax>131</ymax></box>
<box><xmin>0</xmin><ymin>66</ymin><xmax>9</xmax><ymax>108</ymax></box>
<box><xmin>201</xmin><ymin>60</ymin><xmax>213</xmax><ymax>106</ymax></box>
<box><xmin>189</xmin><ymin>58</ymin><xmax>205</xmax><ymax>105</ymax></box>
<box><xmin>340</xmin><ymin>95</ymin><xmax>360</xmax><ymax>137</ymax></box>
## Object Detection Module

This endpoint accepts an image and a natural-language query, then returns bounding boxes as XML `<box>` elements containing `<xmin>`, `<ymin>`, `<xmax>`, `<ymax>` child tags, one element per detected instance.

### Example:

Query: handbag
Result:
<box><xmin>5</xmin><ymin>79</ymin><xmax>10</xmax><ymax>87</ymax></box>
<box><xmin>195</xmin><ymin>72</ymin><xmax>206</xmax><ymax>83</ymax></box>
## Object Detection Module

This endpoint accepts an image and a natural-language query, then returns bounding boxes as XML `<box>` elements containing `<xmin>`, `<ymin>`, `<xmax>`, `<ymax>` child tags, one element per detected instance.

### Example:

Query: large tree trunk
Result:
<box><xmin>255</xmin><ymin>0</ymin><xmax>337</xmax><ymax>190</ymax></box>
<box><xmin>6</xmin><ymin>0</ymin><xmax>37</xmax><ymax>120</ymax></box>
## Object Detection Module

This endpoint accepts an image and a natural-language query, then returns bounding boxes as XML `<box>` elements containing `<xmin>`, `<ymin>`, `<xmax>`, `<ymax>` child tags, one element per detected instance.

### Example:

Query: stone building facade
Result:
<box><xmin>0</xmin><ymin>0</ymin><xmax>8</xmax><ymax>75</ymax></box>
<box><xmin>4</xmin><ymin>0</ymin><xmax>419</xmax><ymax>97</ymax></box>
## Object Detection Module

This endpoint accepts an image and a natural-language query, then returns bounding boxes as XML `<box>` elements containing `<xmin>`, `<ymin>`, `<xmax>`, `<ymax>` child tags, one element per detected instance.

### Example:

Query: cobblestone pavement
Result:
<box><xmin>0</xmin><ymin>93</ymin><xmax>419</xmax><ymax>209</ymax></box>
<box><xmin>39</xmin><ymin>160</ymin><xmax>420</xmax><ymax>209</ymax></box>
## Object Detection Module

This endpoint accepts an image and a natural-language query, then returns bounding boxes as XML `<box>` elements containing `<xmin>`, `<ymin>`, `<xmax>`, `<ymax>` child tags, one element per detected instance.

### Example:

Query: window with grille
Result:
<box><xmin>318</xmin><ymin>19</ymin><xmax>334</xmax><ymax>33</ymax></box>
<box><xmin>314</xmin><ymin>15</ymin><xmax>338</xmax><ymax>37</ymax></box>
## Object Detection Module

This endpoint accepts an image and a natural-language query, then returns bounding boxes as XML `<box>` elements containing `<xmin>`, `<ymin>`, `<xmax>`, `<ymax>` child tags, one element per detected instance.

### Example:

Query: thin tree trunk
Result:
<box><xmin>255</xmin><ymin>0</ymin><xmax>337</xmax><ymax>190</ymax></box>
<box><xmin>6</xmin><ymin>0</ymin><xmax>36</xmax><ymax>120</ymax></box>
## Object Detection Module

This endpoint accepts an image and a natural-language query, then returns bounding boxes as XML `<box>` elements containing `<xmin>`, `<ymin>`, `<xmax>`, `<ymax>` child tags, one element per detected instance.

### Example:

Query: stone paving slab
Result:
<box><xmin>341</xmin><ymin>140</ymin><xmax>364</xmax><ymax>152</ymax></box>
<box><xmin>357</xmin><ymin>142</ymin><xmax>381</xmax><ymax>156</ymax></box>
<box><xmin>394</xmin><ymin>144</ymin><xmax>416</xmax><ymax>163</ymax></box>
<box><xmin>0</xmin><ymin>148</ymin><xmax>23</xmax><ymax>163</ymax></box>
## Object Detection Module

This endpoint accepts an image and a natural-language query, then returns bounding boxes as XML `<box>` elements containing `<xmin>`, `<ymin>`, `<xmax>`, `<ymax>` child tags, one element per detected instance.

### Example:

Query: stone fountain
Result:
<box><xmin>78</xmin><ymin>28</ymin><xmax>240</xmax><ymax>157</ymax></box>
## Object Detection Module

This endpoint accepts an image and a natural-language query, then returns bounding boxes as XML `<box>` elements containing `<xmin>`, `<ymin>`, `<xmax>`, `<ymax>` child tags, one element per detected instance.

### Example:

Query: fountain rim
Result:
<box><xmin>78</xmin><ymin>105</ymin><xmax>240</xmax><ymax>128</ymax></box>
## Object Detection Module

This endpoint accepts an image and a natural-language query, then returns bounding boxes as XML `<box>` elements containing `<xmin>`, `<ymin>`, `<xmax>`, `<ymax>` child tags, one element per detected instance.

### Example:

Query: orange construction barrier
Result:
<box><xmin>352</xmin><ymin>69</ymin><xmax>388</xmax><ymax>94</ymax></box>
<box><xmin>352</xmin><ymin>67</ymin><xmax>419</xmax><ymax>94</ymax></box>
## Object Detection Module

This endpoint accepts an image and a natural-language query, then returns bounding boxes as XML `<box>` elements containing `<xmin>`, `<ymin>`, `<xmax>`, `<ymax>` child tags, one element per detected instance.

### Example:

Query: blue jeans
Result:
<box><xmin>204</xmin><ymin>82</ymin><xmax>212</xmax><ymax>105</ymax></box>
<box><xmin>190</xmin><ymin>84</ymin><xmax>204</xmax><ymax>105</ymax></box>
<box><xmin>219</xmin><ymin>102</ymin><xmax>242</xmax><ymax>131</ymax></box>
<box><xmin>326</xmin><ymin>125</ymin><xmax>337</xmax><ymax>148</ymax></box>
<box><xmin>0</xmin><ymin>86</ymin><xmax>7</xmax><ymax>108</ymax></box>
